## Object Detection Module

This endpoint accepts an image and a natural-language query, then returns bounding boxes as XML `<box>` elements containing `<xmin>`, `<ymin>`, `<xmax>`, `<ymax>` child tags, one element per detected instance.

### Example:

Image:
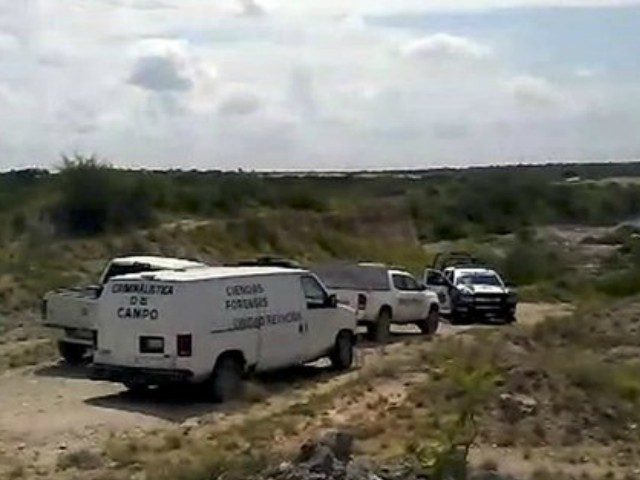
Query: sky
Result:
<box><xmin>1</xmin><ymin>0</ymin><xmax>640</xmax><ymax>170</ymax></box>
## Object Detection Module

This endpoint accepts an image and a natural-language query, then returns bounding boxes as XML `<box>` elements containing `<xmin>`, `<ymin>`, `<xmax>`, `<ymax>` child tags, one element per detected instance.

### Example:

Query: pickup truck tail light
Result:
<box><xmin>357</xmin><ymin>294</ymin><xmax>367</xmax><ymax>310</ymax></box>
<box><xmin>177</xmin><ymin>334</ymin><xmax>192</xmax><ymax>357</ymax></box>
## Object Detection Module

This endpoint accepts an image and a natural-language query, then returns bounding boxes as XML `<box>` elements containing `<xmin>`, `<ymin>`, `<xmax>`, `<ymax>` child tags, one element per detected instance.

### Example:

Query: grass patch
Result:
<box><xmin>57</xmin><ymin>449</ymin><xmax>104</xmax><ymax>471</ymax></box>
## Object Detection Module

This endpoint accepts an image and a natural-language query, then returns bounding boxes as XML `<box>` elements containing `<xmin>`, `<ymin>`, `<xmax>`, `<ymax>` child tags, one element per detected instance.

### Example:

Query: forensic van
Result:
<box><xmin>91</xmin><ymin>266</ymin><xmax>357</xmax><ymax>400</ymax></box>
<box><xmin>42</xmin><ymin>256</ymin><xmax>207</xmax><ymax>363</ymax></box>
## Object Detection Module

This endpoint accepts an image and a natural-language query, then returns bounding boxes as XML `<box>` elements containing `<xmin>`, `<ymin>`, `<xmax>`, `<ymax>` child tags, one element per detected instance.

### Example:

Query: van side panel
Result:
<box><xmin>254</xmin><ymin>274</ymin><xmax>306</xmax><ymax>371</ymax></box>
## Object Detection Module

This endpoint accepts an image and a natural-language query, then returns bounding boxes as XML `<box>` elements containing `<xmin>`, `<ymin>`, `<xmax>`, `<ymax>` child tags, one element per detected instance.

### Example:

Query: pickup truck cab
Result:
<box><xmin>91</xmin><ymin>266</ymin><xmax>356</xmax><ymax>400</ymax></box>
<box><xmin>313</xmin><ymin>263</ymin><xmax>440</xmax><ymax>342</ymax></box>
<box><xmin>42</xmin><ymin>256</ymin><xmax>206</xmax><ymax>363</ymax></box>
<box><xmin>424</xmin><ymin>253</ymin><xmax>517</xmax><ymax>324</ymax></box>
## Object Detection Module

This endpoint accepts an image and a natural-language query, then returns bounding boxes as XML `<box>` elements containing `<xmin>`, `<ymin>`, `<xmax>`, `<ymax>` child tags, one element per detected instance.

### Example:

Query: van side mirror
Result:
<box><xmin>326</xmin><ymin>294</ymin><xmax>338</xmax><ymax>308</ymax></box>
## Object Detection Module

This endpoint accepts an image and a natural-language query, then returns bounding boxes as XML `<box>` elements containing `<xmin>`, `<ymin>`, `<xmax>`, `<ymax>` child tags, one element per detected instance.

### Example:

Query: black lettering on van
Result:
<box><xmin>225</xmin><ymin>283</ymin><xmax>265</xmax><ymax>297</ymax></box>
<box><xmin>224</xmin><ymin>296</ymin><xmax>269</xmax><ymax>310</ymax></box>
<box><xmin>117</xmin><ymin>307</ymin><xmax>159</xmax><ymax>320</ymax></box>
<box><xmin>112</xmin><ymin>283</ymin><xmax>174</xmax><ymax>295</ymax></box>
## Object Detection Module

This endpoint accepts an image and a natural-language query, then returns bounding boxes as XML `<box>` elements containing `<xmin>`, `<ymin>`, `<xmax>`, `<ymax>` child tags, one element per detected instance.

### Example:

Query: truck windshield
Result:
<box><xmin>457</xmin><ymin>274</ymin><xmax>501</xmax><ymax>287</ymax></box>
<box><xmin>102</xmin><ymin>263</ymin><xmax>161</xmax><ymax>283</ymax></box>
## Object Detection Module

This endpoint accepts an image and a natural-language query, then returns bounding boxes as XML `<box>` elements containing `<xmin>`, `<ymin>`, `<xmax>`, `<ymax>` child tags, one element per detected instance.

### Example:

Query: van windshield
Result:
<box><xmin>102</xmin><ymin>263</ymin><xmax>162</xmax><ymax>283</ymax></box>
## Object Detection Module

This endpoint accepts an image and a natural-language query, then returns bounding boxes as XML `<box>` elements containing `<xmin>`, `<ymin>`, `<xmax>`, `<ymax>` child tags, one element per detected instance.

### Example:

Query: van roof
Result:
<box><xmin>111</xmin><ymin>266</ymin><xmax>308</xmax><ymax>282</ymax></box>
<box><xmin>111</xmin><ymin>256</ymin><xmax>206</xmax><ymax>270</ymax></box>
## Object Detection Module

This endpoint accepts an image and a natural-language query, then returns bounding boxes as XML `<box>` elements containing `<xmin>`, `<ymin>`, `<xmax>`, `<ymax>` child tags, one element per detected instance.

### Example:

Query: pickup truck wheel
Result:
<box><xmin>418</xmin><ymin>307</ymin><xmax>440</xmax><ymax>336</ymax></box>
<box><xmin>208</xmin><ymin>356</ymin><xmax>244</xmax><ymax>402</ymax></box>
<box><xmin>374</xmin><ymin>309</ymin><xmax>391</xmax><ymax>343</ymax></box>
<box><xmin>330</xmin><ymin>331</ymin><xmax>354</xmax><ymax>370</ymax></box>
<box><xmin>58</xmin><ymin>342</ymin><xmax>87</xmax><ymax>365</ymax></box>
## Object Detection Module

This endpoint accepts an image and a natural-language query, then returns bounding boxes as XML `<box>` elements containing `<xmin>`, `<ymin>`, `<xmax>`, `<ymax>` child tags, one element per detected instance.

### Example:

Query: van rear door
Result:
<box><xmin>96</xmin><ymin>279</ymin><xmax>179</xmax><ymax>370</ymax></box>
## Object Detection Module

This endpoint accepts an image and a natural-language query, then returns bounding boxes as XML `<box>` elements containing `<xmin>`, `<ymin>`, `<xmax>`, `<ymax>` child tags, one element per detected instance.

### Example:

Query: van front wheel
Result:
<box><xmin>208</xmin><ymin>356</ymin><xmax>244</xmax><ymax>402</ymax></box>
<box><xmin>330</xmin><ymin>331</ymin><xmax>353</xmax><ymax>370</ymax></box>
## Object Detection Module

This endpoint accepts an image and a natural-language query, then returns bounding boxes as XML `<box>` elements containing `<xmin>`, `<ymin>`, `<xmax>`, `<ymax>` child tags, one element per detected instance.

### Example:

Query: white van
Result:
<box><xmin>91</xmin><ymin>266</ymin><xmax>356</xmax><ymax>400</ymax></box>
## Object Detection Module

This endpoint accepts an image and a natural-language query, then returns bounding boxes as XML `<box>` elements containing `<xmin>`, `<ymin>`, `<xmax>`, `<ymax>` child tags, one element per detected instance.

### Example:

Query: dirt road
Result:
<box><xmin>0</xmin><ymin>303</ymin><xmax>571</xmax><ymax>475</ymax></box>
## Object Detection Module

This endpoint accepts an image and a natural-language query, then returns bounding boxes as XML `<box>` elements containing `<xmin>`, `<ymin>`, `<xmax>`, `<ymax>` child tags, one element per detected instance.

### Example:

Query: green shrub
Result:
<box><xmin>57</xmin><ymin>449</ymin><xmax>103</xmax><ymax>471</ymax></box>
<box><xmin>51</xmin><ymin>155</ymin><xmax>154</xmax><ymax>236</ymax></box>
<box><xmin>595</xmin><ymin>269</ymin><xmax>640</xmax><ymax>297</ymax></box>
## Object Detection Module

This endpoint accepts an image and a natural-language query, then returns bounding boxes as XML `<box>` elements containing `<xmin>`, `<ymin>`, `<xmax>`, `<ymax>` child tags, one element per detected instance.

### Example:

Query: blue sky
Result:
<box><xmin>1</xmin><ymin>1</ymin><xmax>640</xmax><ymax>170</ymax></box>
<box><xmin>369</xmin><ymin>7</ymin><xmax>640</xmax><ymax>77</ymax></box>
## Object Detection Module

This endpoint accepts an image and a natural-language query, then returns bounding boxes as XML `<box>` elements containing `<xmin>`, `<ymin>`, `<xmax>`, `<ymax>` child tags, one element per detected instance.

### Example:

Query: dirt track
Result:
<box><xmin>0</xmin><ymin>303</ymin><xmax>571</xmax><ymax>474</ymax></box>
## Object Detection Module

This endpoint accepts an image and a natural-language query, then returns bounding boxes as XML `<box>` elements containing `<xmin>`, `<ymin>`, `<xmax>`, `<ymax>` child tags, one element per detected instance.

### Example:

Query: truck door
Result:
<box><xmin>299</xmin><ymin>274</ymin><xmax>336</xmax><ymax>361</ymax></box>
<box><xmin>424</xmin><ymin>269</ymin><xmax>452</xmax><ymax>315</ymax></box>
<box><xmin>391</xmin><ymin>274</ymin><xmax>417</xmax><ymax>322</ymax></box>
<box><xmin>401</xmin><ymin>275</ymin><xmax>429</xmax><ymax>320</ymax></box>
<box><xmin>257</xmin><ymin>276</ymin><xmax>306</xmax><ymax>370</ymax></box>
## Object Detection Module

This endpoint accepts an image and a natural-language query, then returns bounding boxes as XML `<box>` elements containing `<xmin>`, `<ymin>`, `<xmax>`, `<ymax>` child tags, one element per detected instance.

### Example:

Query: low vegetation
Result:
<box><xmin>3</xmin><ymin>159</ymin><xmax>640</xmax><ymax>319</ymax></box>
<box><xmin>78</xmin><ymin>297</ymin><xmax>640</xmax><ymax>480</ymax></box>
<box><xmin>4</xmin><ymin>161</ymin><xmax>640</xmax><ymax>479</ymax></box>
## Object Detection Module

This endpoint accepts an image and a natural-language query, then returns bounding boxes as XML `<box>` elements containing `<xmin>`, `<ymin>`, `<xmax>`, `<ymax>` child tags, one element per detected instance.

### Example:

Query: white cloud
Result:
<box><xmin>0</xmin><ymin>31</ymin><xmax>19</xmax><ymax>53</ymax></box>
<box><xmin>129</xmin><ymin>55</ymin><xmax>193</xmax><ymax>91</ymax></box>
<box><xmin>128</xmin><ymin>40</ymin><xmax>195</xmax><ymax>92</ymax></box>
<box><xmin>0</xmin><ymin>0</ymin><xmax>638</xmax><ymax>170</ymax></box>
<box><xmin>575</xmin><ymin>67</ymin><xmax>599</xmax><ymax>78</ymax></box>
<box><xmin>506</xmin><ymin>75</ymin><xmax>564</xmax><ymax>108</ymax></box>
<box><xmin>218</xmin><ymin>85</ymin><xmax>262</xmax><ymax>115</ymax></box>
<box><xmin>238</xmin><ymin>0</ymin><xmax>266</xmax><ymax>17</ymax></box>
<box><xmin>401</xmin><ymin>33</ymin><xmax>492</xmax><ymax>63</ymax></box>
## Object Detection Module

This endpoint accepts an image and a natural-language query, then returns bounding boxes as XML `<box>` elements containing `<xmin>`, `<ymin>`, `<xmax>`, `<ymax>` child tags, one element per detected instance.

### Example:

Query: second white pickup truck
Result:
<box><xmin>313</xmin><ymin>263</ymin><xmax>440</xmax><ymax>342</ymax></box>
<box><xmin>42</xmin><ymin>256</ymin><xmax>207</xmax><ymax>363</ymax></box>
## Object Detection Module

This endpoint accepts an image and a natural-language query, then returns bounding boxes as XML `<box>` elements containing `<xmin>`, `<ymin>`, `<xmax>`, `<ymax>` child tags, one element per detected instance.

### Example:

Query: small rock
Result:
<box><xmin>499</xmin><ymin>393</ymin><xmax>537</xmax><ymax>422</ymax></box>
<box><xmin>319</xmin><ymin>430</ymin><xmax>354</xmax><ymax>462</ymax></box>
<box><xmin>17</xmin><ymin>443</ymin><xmax>26</xmax><ymax>451</ymax></box>
<box><xmin>307</xmin><ymin>445</ymin><xmax>336</xmax><ymax>474</ymax></box>
<box><xmin>180</xmin><ymin>418</ymin><xmax>200</xmax><ymax>429</ymax></box>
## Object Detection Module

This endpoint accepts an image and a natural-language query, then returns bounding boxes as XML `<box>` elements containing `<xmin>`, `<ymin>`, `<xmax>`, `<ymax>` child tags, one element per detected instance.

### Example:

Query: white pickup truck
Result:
<box><xmin>313</xmin><ymin>263</ymin><xmax>440</xmax><ymax>342</ymax></box>
<box><xmin>42</xmin><ymin>256</ymin><xmax>206</xmax><ymax>363</ymax></box>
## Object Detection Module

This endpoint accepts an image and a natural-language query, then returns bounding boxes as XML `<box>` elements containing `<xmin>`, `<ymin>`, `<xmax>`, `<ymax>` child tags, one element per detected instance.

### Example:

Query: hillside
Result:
<box><xmin>3</xmin><ymin>162</ymin><xmax>640</xmax><ymax>480</ymax></box>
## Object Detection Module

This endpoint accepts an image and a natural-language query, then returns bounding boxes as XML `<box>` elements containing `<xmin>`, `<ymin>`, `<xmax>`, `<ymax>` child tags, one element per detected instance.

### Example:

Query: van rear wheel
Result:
<box><xmin>330</xmin><ymin>331</ymin><xmax>353</xmax><ymax>370</ymax></box>
<box><xmin>208</xmin><ymin>356</ymin><xmax>244</xmax><ymax>402</ymax></box>
<box><xmin>58</xmin><ymin>341</ymin><xmax>88</xmax><ymax>365</ymax></box>
<box><xmin>123</xmin><ymin>382</ymin><xmax>148</xmax><ymax>395</ymax></box>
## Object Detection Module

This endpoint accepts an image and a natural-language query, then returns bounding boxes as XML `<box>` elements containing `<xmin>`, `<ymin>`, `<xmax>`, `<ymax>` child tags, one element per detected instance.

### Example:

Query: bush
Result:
<box><xmin>595</xmin><ymin>269</ymin><xmax>640</xmax><ymax>297</ymax></box>
<box><xmin>52</xmin><ymin>155</ymin><xmax>154</xmax><ymax>236</ymax></box>
<box><xmin>57</xmin><ymin>449</ymin><xmax>103</xmax><ymax>471</ymax></box>
<box><xmin>501</xmin><ymin>233</ymin><xmax>567</xmax><ymax>286</ymax></box>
